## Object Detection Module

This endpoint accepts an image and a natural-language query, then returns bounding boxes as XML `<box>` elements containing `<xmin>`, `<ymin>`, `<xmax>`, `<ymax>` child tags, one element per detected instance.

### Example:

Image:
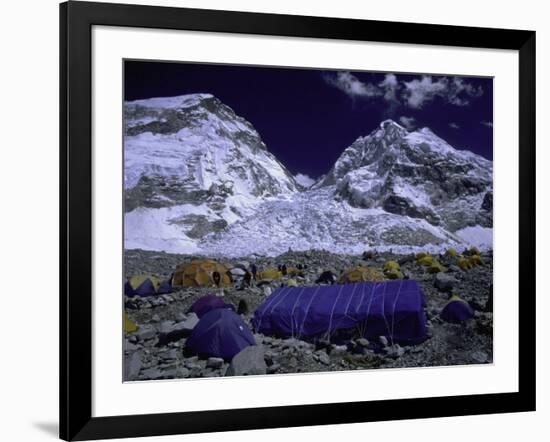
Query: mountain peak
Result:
<box><xmin>379</xmin><ymin>119</ymin><xmax>406</xmax><ymax>131</ymax></box>
<box><xmin>126</xmin><ymin>93</ymin><xmax>215</xmax><ymax>109</ymax></box>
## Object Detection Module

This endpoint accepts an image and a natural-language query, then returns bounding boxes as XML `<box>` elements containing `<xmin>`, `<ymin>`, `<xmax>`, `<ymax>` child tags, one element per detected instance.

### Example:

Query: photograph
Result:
<box><xmin>123</xmin><ymin>60</ymin><xmax>494</xmax><ymax>381</ymax></box>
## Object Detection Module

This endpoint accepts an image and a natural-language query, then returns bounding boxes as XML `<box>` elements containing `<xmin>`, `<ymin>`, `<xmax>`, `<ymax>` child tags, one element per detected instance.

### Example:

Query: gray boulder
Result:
<box><xmin>135</xmin><ymin>325</ymin><xmax>156</xmax><ymax>341</ymax></box>
<box><xmin>158</xmin><ymin>313</ymin><xmax>199</xmax><ymax>345</ymax></box>
<box><xmin>124</xmin><ymin>351</ymin><xmax>142</xmax><ymax>381</ymax></box>
<box><xmin>384</xmin><ymin>344</ymin><xmax>405</xmax><ymax>359</ymax></box>
<box><xmin>315</xmin><ymin>350</ymin><xmax>330</xmax><ymax>365</ymax></box>
<box><xmin>206</xmin><ymin>357</ymin><xmax>225</xmax><ymax>369</ymax></box>
<box><xmin>434</xmin><ymin>273</ymin><xmax>457</xmax><ymax>292</ymax></box>
<box><xmin>225</xmin><ymin>345</ymin><xmax>267</xmax><ymax>376</ymax></box>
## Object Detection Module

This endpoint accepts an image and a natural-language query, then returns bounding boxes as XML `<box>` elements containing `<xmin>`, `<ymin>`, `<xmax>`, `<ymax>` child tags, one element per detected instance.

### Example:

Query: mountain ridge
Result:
<box><xmin>124</xmin><ymin>94</ymin><xmax>493</xmax><ymax>256</ymax></box>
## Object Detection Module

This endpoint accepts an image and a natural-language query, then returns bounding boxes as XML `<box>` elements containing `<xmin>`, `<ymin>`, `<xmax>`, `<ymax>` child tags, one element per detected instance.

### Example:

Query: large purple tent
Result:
<box><xmin>252</xmin><ymin>280</ymin><xmax>427</xmax><ymax>344</ymax></box>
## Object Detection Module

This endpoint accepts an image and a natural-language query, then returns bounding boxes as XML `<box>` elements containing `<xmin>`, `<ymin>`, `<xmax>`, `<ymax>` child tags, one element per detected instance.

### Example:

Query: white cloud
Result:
<box><xmin>326</xmin><ymin>72</ymin><xmax>484</xmax><ymax>110</ymax></box>
<box><xmin>449</xmin><ymin>122</ymin><xmax>460</xmax><ymax>129</ymax></box>
<box><xmin>447</xmin><ymin>77</ymin><xmax>483</xmax><ymax>106</ymax></box>
<box><xmin>294</xmin><ymin>173</ymin><xmax>316</xmax><ymax>188</ymax></box>
<box><xmin>481</xmin><ymin>121</ymin><xmax>493</xmax><ymax>128</ymax></box>
<box><xmin>379</xmin><ymin>73</ymin><xmax>399</xmax><ymax>103</ymax></box>
<box><xmin>402</xmin><ymin>76</ymin><xmax>448</xmax><ymax>108</ymax></box>
<box><xmin>324</xmin><ymin>72</ymin><xmax>382</xmax><ymax>99</ymax></box>
<box><xmin>402</xmin><ymin>75</ymin><xmax>484</xmax><ymax>109</ymax></box>
<box><xmin>399</xmin><ymin>116</ymin><xmax>416</xmax><ymax>130</ymax></box>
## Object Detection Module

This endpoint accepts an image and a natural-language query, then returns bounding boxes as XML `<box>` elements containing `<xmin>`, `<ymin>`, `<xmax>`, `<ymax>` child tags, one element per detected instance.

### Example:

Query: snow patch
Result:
<box><xmin>294</xmin><ymin>173</ymin><xmax>316</xmax><ymax>188</ymax></box>
<box><xmin>454</xmin><ymin>226</ymin><xmax>493</xmax><ymax>250</ymax></box>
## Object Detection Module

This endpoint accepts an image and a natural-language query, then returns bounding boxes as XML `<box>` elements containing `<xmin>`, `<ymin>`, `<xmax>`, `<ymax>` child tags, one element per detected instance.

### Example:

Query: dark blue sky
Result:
<box><xmin>125</xmin><ymin>61</ymin><xmax>493</xmax><ymax>180</ymax></box>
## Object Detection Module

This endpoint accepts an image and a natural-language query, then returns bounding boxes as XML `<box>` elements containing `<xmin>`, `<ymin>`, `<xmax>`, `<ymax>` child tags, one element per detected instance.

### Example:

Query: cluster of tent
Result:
<box><xmin>125</xmin><ymin>275</ymin><xmax>172</xmax><ymax>297</ymax></box>
<box><xmin>124</xmin><ymin>259</ymin><xmax>233</xmax><ymax>297</ymax></box>
<box><xmin>415</xmin><ymin>252</ymin><xmax>448</xmax><ymax>273</ymax></box>
<box><xmin>124</xmin><ymin>282</ymin><xmax>478</xmax><ymax>362</ymax></box>
<box><xmin>124</xmin><ymin>253</ymin><xmax>482</xmax><ymax>357</ymax></box>
<box><xmin>414</xmin><ymin>247</ymin><xmax>486</xmax><ymax>274</ymax></box>
<box><xmin>446</xmin><ymin>247</ymin><xmax>486</xmax><ymax>270</ymax></box>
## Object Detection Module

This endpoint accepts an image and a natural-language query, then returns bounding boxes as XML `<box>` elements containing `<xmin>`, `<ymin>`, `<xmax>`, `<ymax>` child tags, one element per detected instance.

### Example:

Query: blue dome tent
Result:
<box><xmin>187</xmin><ymin>309</ymin><xmax>256</xmax><ymax>359</ymax></box>
<box><xmin>440</xmin><ymin>295</ymin><xmax>475</xmax><ymax>323</ymax></box>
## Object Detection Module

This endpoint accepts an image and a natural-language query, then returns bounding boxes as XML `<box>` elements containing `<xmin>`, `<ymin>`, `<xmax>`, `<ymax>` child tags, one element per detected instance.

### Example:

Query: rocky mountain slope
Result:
<box><xmin>124</xmin><ymin>94</ymin><xmax>300</xmax><ymax>252</ymax></box>
<box><xmin>124</xmin><ymin>95</ymin><xmax>493</xmax><ymax>256</ymax></box>
<box><xmin>320</xmin><ymin>120</ymin><xmax>493</xmax><ymax>233</ymax></box>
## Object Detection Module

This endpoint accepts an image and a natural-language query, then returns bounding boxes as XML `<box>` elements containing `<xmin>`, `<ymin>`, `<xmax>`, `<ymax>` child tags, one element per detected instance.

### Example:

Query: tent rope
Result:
<box><xmin>297</xmin><ymin>286</ymin><xmax>321</xmax><ymax>339</ymax></box>
<box><xmin>290</xmin><ymin>288</ymin><xmax>307</xmax><ymax>338</ymax></box>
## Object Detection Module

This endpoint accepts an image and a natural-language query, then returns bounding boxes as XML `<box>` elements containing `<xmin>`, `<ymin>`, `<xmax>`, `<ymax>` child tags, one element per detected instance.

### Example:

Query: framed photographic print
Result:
<box><xmin>60</xmin><ymin>1</ymin><xmax>536</xmax><ymax>440</ymax></box>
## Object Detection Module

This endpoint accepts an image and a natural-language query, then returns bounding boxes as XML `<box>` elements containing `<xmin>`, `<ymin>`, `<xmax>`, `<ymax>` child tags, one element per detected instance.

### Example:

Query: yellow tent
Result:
<box><xmin>172</xmin><ymin>259</ymin><xmax>232</xmax><ymax>288</ymax></box>
<box><xmin>385</xmin><ymin>269</ymin><xmax>404</xmax><ymax>280</ymax></box>
<box><xmin>469</xmin><ymin>246</ymin><xmax>481</xmax><ymax>256</ymax></box>
<box><xmin>383</xmin><ymin>260</ymin><xmax>401</xmax><ymax>272</ymax></box>
<box><xmin>457</xmin><ymin>256</ymin><xmax>473</xmax><ymax>270</ymax></box>
<box><xmin>124</xmin><ymin>313</ymin><xmax>138</xmax><ymax>334</ymax></box>
<box><xmin>339</xmin><ymin>266</ymin><xmax>384</xmax><ymax>283</ymax></box>
<box><xmin>286</xmin><ymin>267</ymin><xmax>305</xmax><ymax>277</ymax></box>
<box><xmin>427</xmin><ymin>261</ymin><xmax>447</xmax><ymax>273</ymax></box>
<box><xmin>417</xmin><ymin>255</ymin><xmax>435</xmax><ymax>266</ymax></box>
<box><xmin>258</xmin><ymin>268</ymin><xmax>283</xmax><ymax>280</ymax></box>
<box><xmin>127</xmin><ymin>274</ymin><xmax>162</xmax><ymax>292</ymax></box>
<box><xmin>469</xmin><ymin>255</ymin><xmax>485</xmax><ymax>266</ymax></box>
<box><xmin>286</xmin><ymin>279</ymin><xmax>298</xmax><ymax>287</ymax></box>
<box><xmin>445</xmin><ymin>248</ymin><xmax>458</xmax><ymax>257</ymax></box>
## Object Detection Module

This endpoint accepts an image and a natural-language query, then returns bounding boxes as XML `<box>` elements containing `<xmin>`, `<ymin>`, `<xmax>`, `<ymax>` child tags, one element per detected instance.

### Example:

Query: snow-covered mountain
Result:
<box><xmin>322</xmin><ymin>120</ymin><xmax>493</xmax><ymax>233</ymax></box>
<box><xmin>124</xmin><ymin>93</ymin><xmax>300</xmax><ymax>252</ymax></box>
<box><xmin>124</xmin><ymin>95</ymin><xmax>493</xmax><ymax>256</ymax></box>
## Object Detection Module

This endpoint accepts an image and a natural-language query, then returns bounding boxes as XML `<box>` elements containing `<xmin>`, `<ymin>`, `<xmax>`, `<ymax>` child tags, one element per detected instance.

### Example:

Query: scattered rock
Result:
<box><xmin>378</xmin><ymin>336</ymin><xmax>388</xmax><ymax>346</ymax></box>
<box><xmin>175</xmin><ymin>312</ymin><xmax>187</xmax><ymax>322</ymax></box>
<box><xmin>330</xmin><ymin>344</ymin><xmax>347</xmax><ymax>358</ymax></box>
<box><xmin>471</xmin><ymin>351</ymin><xmax>488</xmax><ymax>364</ymax></box>
<box><xmin>124</xmin><ymin>351</ymin><xmax>142</xmax><ymax>381</ymax></box>
<box><xmin>226</xmin><ymin>345</ymin><xmax>267</xmax><ymax>376</ymax></box>
<box><xmin>159</xmin><ymin>349</ymin><xmax>178</xmax><ymax>361</ymax></box>
<box><xmin>434</xmin><ymin>273</ymin><xmax>457</xmax><ymax>292</ymax></box>
<box><xmin>125</xmin><ymin>248</ymin><xmax>493</xmax><ymax>379</ymax></box>
<box><xmin>157</xmin><ymin>313</ymin><xmax>199</xmax><ymax>345</ymax></box>
<box><xmin>177</xmin><ymin>367</ymin><xmax>190</xmax><ymax>378</ymax></box>
<box><xmin>315</xmin><ymin>350</ymin><xmax>330</xmax><ymax>365</ymax></box>
<box><xmin>267</xmin><ymin>363</ymin><xmax>281</xmax><ymax>374</ymax></box>
<box><xmin>206</xmin><ymin>357</ymin><xmax>224</xmax><ymax>369</ymax></box>
<box><xmin>141</xmin><ymin>367</ymin><xmax>162</xmax><ymax>379</ymax></box>
<box><xmin>384</xmin><ymin>344</ymin><xmax>405</xmax><ymax>359</ymax></box>
<box><xmin>125</xmin><ymin>341</ymin><xmax>140</xmax><ymax>352</ymax></box>
<box><xmin>158</xmin><ymin>320</ymin><xmax>175</xmax><ymax>334</ymax></box>
<box><xmin>135</xmin><ymin>326</ymin><xmax>156</xmax><ymax>341</ymax></box>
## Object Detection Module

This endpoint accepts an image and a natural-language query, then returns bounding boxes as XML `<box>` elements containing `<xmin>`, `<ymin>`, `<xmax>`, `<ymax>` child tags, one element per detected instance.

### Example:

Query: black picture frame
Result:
<box><xmin>60</xmin><ymin>1</ymin><xmax>536</xmax><ymax>440</ymax></box>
